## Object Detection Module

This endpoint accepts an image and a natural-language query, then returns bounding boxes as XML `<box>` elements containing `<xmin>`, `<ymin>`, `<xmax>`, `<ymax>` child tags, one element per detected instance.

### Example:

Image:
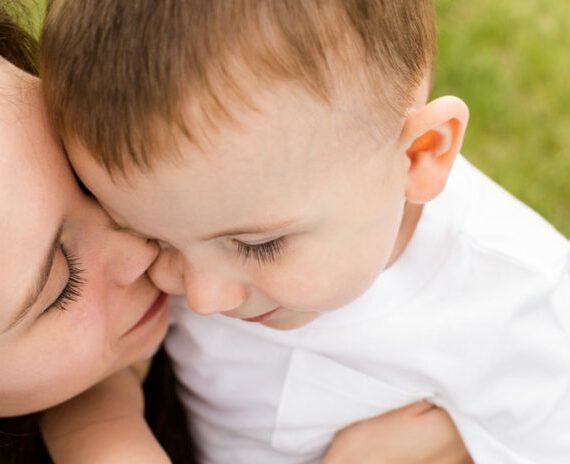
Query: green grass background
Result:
<box><xmin>434</xmin><ymin>0</ymin><xmax>570</xmax><ymax>236</ymax></box>
<box><xmin>25</xmin><ymin>0</ymin><xmax>570</xmax><ymax>236</ymax></box>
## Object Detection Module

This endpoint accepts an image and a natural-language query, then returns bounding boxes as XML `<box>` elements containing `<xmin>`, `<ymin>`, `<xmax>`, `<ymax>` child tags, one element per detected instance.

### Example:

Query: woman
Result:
<box><xmin>0</xmin><ymin>4</ymin><xmax>470</xmax><ymax>463</ymax></box>
<box><xmin>0</xmin><ymin>5</ymin><xmax>198</xmax><ymax>462</ymax></box>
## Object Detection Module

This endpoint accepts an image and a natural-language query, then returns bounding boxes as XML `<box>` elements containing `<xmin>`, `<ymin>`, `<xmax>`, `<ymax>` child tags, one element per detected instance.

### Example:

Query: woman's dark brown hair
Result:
<box><xmin>0</xmin><ymin>2</ymin><xmax>199</xmax><ymax>462</ymax></box>
<box><xmin>0</xmin><ymin>0</ymin><xmax>38</xmax><ymax>73</ymax></box>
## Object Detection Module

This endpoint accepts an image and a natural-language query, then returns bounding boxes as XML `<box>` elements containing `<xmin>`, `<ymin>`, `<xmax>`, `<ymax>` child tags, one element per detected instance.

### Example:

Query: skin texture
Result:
<box><xmin>0</xmin><ymin>59</ymin><xmax>168</xmax><ymax>417</ymax></box>
<box><xmin>42</xmin><ymin>366</ymin><xmax>171</xmax><ymax>464</ymax></box>
<box><xmin>67</xmin><ymin>78</ymin><xmax>468</xmax><ymax>331</ymax></box>
<box><xmin>323</xmin><ymin>402</ymin><xmax>473</xmax><ymax>464</ymax></box>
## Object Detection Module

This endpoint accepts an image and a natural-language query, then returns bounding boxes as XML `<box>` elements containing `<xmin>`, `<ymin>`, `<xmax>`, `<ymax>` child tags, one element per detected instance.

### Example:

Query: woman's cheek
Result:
<box><xmin>6</xmin><ymin>319</ymin><xmax>108</xmax><ymax>413</ymax></box>
<box><xmin>62</xmin><ymin>292</ymin><xmax>117</xmax><ymax>368</ymax></box>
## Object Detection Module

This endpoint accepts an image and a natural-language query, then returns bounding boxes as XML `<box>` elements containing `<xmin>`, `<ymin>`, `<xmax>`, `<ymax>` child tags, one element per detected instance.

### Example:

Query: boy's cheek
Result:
<box><xmin>265</xmin><ymin>260</ymin><xmax>377</xmax><ymax>313</ymax></box>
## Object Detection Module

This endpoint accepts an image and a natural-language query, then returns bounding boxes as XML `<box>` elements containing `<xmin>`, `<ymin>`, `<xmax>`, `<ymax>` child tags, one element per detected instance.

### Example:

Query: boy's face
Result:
<box><xmin>67</xmin><ymin>86</ymin><xmax>414</xmax><ymax>330</ymax></box>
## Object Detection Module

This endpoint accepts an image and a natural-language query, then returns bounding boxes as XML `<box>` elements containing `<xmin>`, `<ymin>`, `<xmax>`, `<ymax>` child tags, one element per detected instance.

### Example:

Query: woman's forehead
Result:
<box><xmin>0</xmin><ymin>69</ymin><xmax>69</xmax><ymax>331</ymax></box>
<box><xmin>0</xmin><ymin>152</ymin><xmax>64</xmax><ymax>332</ymax></box>
<box><xmin>0</xmin><ymin>85</ymin><xmax>63</xmax><ymax>212</ymax></box>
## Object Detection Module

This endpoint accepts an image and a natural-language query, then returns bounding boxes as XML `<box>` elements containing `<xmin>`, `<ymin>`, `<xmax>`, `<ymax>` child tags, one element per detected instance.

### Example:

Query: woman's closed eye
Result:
<box><xmin>235</xmin><ymin>237</ymin><xmax>287</xmax><ymax>264</ymax></box>
<box><xmin>42</xmin><ymin>246</ymin><xmax>86</xmax><ymax>315</ymax></box>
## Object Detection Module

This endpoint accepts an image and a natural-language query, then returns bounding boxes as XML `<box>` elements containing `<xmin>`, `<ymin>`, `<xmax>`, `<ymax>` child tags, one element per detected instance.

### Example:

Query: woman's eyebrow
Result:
<box><xmin>2</xmin><ymin>223</ymin><xmax>64</xmax><ymax>334</ymax></box>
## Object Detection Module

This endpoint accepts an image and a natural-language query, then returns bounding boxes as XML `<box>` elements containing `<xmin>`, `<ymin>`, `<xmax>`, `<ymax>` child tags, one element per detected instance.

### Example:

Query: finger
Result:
<box><xmin>372</xmin><ymin>400</ymin><xmax>436</xmax><ymax>421</ymax></box>
<box><xmin>406</xmin><ymin>400</ymin><xmax>438</xmax><ymax>416</ymax></box>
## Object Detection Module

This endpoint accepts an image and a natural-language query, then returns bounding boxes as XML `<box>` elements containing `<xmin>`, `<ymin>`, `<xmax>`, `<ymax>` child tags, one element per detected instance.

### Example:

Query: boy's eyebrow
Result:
<box><xmin>3</xmin><ymin>223</ymin><xmax>64</xmax><ymax>334</ymax></box>
<box><xmin>201</xmin><ymin>219</ymin><xmax>300</xmax><ymax>240</ymax></box>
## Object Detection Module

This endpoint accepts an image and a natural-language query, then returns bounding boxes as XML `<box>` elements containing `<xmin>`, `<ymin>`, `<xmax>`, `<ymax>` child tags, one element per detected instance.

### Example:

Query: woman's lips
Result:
<box><xmin>242</xmin><ymin>308</ymin><xmax>279</xmax><ymax>323</ymax></box>
<box><xmin>124</xmin><ymin>292</ymin><xmax>168</xmax><ymax>336</ymax></box>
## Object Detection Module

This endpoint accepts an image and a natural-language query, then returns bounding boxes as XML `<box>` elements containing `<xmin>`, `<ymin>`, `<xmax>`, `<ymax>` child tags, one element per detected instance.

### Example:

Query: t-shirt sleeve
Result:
<box><xmin>435</xmin><ymin>256</ymin><xmax>570</xmax><ymax>463</ymax></box>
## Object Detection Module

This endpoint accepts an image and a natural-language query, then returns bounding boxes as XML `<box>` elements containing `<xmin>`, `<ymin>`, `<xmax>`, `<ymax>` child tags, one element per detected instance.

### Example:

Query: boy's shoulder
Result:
<box><xmin>443</xmin><ymin>155</ymin><xmax>569</xmax><ymax>276</ymax></box>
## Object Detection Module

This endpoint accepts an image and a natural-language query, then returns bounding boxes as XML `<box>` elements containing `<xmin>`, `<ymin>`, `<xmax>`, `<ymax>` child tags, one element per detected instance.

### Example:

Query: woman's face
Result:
<box><xmin>0</xmin><ymin>61</ymin><xmax>168</xmax><ymax>417</ymax></box>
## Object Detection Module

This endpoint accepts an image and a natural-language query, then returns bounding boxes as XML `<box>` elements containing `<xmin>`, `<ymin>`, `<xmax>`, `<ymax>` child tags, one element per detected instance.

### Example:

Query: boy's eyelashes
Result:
<box><xmin>233</xmin><ymin>237</ymin><xmax>287</xmax><ymax>264</ymax></box>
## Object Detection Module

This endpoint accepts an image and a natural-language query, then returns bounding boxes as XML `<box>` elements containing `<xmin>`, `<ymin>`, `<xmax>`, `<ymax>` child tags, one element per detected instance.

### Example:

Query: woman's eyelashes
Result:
<box><xmin>235</xmin><ymin>237</ymin><xmax>287</xmax><ymax>264</ymax></box>
<box><xmin>43</xmin><ymin>247</ymin><xmax>86</xmax><ymax>315</ymax></box>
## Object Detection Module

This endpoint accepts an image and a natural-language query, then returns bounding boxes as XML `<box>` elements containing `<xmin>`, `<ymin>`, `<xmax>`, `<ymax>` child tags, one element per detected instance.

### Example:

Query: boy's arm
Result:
<box><xmin>41</xmin><ymin>362</ymin><xmax>171</xmax><ymax>464</ymax></box>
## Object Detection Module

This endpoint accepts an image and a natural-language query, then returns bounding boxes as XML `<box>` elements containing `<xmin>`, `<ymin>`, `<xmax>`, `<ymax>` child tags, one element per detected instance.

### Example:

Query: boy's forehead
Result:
<box><xmin>75</xmin><ymin>84</ymin><xmax>374</xmax><ymax>170</ymax></box>
<box><xmin>67</xmin><ymin>85</ymin><xmax>394</xmax><ymax>238</ymax></box>
<box><xmin>200</xmin><ymin>86</ymin><xmax>396</xmax><ymax>181</ymax></box>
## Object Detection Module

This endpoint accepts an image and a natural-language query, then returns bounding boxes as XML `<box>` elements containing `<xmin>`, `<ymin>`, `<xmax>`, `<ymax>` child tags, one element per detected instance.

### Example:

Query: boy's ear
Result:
<box><xmin>399</xmin><ymin>96</ymin><xmax>469</xmax><ymax>204</ymax></box>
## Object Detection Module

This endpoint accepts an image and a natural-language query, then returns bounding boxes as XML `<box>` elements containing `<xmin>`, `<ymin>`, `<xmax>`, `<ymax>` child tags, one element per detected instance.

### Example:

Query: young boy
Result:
<box><xmin>40</xmin><ymin>0</ymin><xmax>570</xmax><ymax>463</ymax></box>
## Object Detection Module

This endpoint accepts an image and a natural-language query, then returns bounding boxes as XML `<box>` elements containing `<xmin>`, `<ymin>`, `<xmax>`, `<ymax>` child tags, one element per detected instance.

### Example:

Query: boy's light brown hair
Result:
<box><xmin>40</xmin><ymin>0</ymin><xmax>436</xmax><ymax>176</ymax></box>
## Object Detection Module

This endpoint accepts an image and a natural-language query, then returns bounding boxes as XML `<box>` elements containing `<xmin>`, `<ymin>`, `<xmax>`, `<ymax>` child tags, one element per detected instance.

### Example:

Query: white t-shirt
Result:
<box><xmin>166</xmin><ymin>156</ymin><xmax>570</xmax><ymax>464</ymax></box>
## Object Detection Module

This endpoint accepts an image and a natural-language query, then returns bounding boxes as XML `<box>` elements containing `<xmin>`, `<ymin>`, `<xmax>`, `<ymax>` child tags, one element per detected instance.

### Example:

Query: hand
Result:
<box><xmin>41</xmin><ymin>367</ymin><xmax>171</xmax><ymax>464</ymax></box>
<box><xmin>322</xmin><ymin>402</ymin><xmax>473</xmax><ymax>464</ymax></box>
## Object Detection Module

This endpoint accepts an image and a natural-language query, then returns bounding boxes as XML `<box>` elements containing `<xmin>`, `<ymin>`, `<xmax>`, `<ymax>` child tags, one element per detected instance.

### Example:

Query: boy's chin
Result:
<box><xmin>261</xmin><ymin>311</ymin><xmax>321</xmax><ymax>330</ymax></box>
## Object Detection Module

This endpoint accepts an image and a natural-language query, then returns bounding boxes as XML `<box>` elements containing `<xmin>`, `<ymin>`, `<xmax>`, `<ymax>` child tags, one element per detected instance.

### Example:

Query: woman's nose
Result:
<box><xmin>106</xmin><ymin>230</ymin><xmax>159</xmax><ymax>287</ymax></box>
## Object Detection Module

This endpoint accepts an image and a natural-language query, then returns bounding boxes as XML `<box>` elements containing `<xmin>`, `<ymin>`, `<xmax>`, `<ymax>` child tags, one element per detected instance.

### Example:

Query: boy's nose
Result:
<box><xmin>148</xmin><ymin>247</ymin><xmax>186</xmax><ymax>295</ymax></box>
<box><xmin>182</xmin><ymin>269</ymin><xmax>247</xmax><ymax>315</ymax></box>
<box><xmin>148</xmin><ymin>248</ymin><xmax>248</xmax><ymax>315</ymax></box>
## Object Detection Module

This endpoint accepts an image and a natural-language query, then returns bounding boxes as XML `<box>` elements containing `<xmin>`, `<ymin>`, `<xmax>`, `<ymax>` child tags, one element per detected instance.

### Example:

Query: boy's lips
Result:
<box><xmin>241</xmin><ymin>308</ymin><xmax>280</xmax><ymax>323</ymax></box>
<box><xmin>123</xmin><ymin>292</ymin><xmax>168</xmax><ymax>336</ymax></box>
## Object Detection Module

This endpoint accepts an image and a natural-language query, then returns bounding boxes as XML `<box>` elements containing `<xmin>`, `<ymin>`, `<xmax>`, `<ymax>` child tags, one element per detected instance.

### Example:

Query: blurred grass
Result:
<box><xmin>28</xmin><ymin>0</ymin><xmax>43</xmax><ymax>36</ymax></box>
<box><xmin>434</xmin><ymin>0</ymin><xmax>570</xmax><ymax>236</ymax></box>
<box><xmin>9</xmin><ymin>0</ymin><xmax>44</xmax><ymax>37</ymax></box>
<box><xmin>23</xmin><ymin>0</ymin><xmax>570</xmax><ymax>236</ymax></box>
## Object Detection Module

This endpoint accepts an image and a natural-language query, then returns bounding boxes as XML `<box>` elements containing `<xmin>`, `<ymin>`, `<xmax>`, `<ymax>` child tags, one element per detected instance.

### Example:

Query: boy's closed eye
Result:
<box><xmin>70</xmin><ymin>168</ymin><xmax>159</xmax><ymax>242</ymax></box>
<box><xmin>72</xmin><ymin>169</ymin><xmax>95</xmax><ymax>198</ymax></box>
<box><xmin>233</xmin><ymin>236</ymin><xmax>288</xmax><ymax>264</ymax></box>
